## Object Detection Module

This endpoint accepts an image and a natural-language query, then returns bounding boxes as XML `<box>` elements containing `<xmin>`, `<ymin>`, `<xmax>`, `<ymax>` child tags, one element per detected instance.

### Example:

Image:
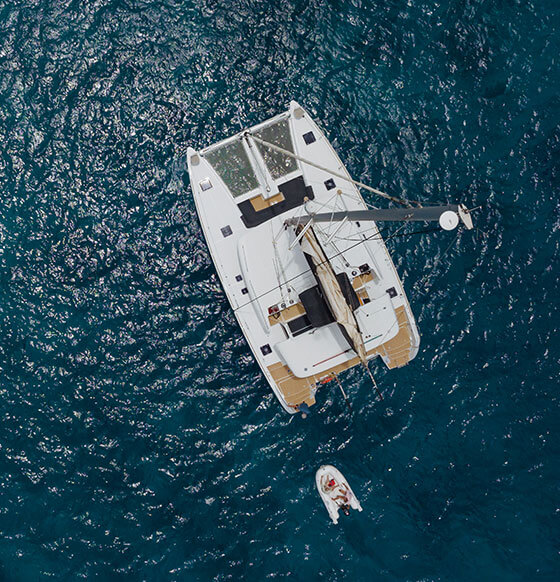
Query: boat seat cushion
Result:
<box><xmin>299</xmin><ymin>285</ymin><xmax>334</xmax><ymax>328</ymax></box>
<box><xmin>238</xmin><ymin>176</ymin><xmax>314</xmax><ymax>228</ymax></box>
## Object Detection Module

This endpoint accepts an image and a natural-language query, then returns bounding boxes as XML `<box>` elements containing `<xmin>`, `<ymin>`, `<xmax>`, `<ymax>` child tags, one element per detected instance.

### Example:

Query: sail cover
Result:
<box><xmin>299</xmin><ymin>227</ymin><xmax>368</xmax><ymax>364</ymax></box>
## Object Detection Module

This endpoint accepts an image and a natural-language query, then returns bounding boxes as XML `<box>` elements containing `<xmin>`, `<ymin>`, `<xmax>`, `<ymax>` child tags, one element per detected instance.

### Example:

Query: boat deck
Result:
<box><xmin>189</xmin><ymin>101</ymin><xmax>421</xmax><ymax>413</ymax></box>
<box><xmin>267</xmin><ymin>305</ymin><xmax>417</xmax><ymax>407</ymax></box>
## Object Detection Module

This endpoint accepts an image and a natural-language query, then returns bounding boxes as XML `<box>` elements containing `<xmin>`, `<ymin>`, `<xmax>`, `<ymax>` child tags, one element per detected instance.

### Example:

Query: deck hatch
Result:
<box><xmin>303</xmin><ymin>131</ymin><xmax>316</xmax><ymax>144</ymax></box>
<box><xmin>199</xmin><ymin>178</ymin><xmax>213</xmax><ymax>191</ymax></box>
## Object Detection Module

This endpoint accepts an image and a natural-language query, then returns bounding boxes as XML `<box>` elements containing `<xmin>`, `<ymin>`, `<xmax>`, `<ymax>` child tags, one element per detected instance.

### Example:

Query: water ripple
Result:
<box><xmin>0</xmin><ymin>0</ymin><xmax>559</xmax><ymax>579</ymax></box>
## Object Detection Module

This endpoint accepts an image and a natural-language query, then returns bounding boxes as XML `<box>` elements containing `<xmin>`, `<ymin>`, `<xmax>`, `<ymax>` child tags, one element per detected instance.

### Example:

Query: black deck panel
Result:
<box><xmin>298</xmin><ymin>274</ymin><xmax>360</xmax><ymax>331</ymax></box>
<box><xmin>336</xmin><ymin>272</ymin><xmax>360</xmax><ymax>311</ymax></box>
<box><xmin>299</xmin><ymin>285</ymin><xmax>334</xmax><ymax>328</ymax></box>
<box><xmin>287</xmin><ymin>314</ymin><xmax>313</xmax><ymax>337</ymax></box>
<box><xmin>238</xmin><ymin>175</ymin><xmax>314</xmax><ymax>228</ymax></box>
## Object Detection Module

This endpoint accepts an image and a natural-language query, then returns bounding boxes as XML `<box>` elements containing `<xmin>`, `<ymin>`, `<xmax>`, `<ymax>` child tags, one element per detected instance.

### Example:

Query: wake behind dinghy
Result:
<box><xmin>316</xmin><ymin>465</ymin><xmax>362</xmax><ymax>524</ymax></box>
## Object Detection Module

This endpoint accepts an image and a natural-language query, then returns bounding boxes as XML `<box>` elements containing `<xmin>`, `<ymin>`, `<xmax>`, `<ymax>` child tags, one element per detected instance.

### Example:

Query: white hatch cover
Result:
<box><xmin>354</xmin><ymin>294</ymin><xmax>399</xmax><ymax>349</ymax></box>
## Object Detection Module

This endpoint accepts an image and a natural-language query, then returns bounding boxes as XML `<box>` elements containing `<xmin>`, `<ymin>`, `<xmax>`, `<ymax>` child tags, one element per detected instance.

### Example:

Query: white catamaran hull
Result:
<box><xmin>188</xmin><ymin>101</ymin><xmax>420</xmax><ymax>413</ymax></box>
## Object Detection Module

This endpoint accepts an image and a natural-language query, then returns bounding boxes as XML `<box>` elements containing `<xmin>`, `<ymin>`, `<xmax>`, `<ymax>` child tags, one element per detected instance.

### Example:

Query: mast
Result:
<box><xmin>287</xmin><ymin>204</ymin><xmax>474</xmax><ymax>230</ymax></box>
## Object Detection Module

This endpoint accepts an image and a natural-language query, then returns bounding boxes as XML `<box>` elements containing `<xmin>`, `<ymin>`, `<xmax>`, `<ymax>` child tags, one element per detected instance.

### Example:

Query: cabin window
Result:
<box><xmin>205</xmin><ymin>140</ymin><xmax>259</xmax><ymax>198</ymax></box>
<box><xmin>254</xmin><ymin>118</ymin><xmax>298</xmax><ymax>180</ymax></box>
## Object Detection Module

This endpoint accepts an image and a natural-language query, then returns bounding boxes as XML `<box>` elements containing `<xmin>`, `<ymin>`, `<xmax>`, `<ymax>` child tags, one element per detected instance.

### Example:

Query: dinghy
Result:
<box><xmin>316</xmin><ymin>464</ymin><xmax>362</xmax><ymax>524</ymax></box>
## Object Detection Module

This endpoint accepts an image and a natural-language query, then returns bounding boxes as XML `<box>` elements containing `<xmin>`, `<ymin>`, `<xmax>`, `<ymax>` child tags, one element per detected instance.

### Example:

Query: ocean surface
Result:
<box><xmin>0</xmin><ymin>0</ymin><xmax>559</xmax><ymax>579</ymax></box>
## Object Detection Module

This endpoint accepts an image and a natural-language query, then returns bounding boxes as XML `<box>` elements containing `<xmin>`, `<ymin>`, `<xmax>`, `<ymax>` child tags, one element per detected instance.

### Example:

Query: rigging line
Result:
<box><xmin>325</xmin><ymin>218</ymin><xmax>384</xmax><ymax>242</ymax></box>
<box><xmin>250</xmin><ymin>134</ymin><xmax>417</xmax><ymax>208</ymax></box>
<box><xmin>316</xmin><ymin>196</ymin><xmax>354</xmax><ymax>266</ymax></box>
<box><xmin>318</xmin><ymin>190</ymin><xmax>344</xmax><ymax>234</ymax></box>
<box><xmin>331</xmin><ymin>220</ymin><xmax>404</xmax><ymax>248</ymax></box>
<box><xmin>233</xmin><ymin>222</ymin><xmax>437</xmax><ymax>312</ymax></box>
<box><xmin>272</xmin><ymin>244</ymin><xmax>286</xmax><ymax>300</ymax></box>
<box><xmin>282</xmin><ymin>191</ymin><xmax>310</xmax><ymax>235</ymax></box>
<box><xmin>272</xmin><ymin>226</ymin><xmax>284</xmax><ymax>245</ymax></box>
<box><xmin>415</xmin><ymin>228</ymin><xmax>461</xmax><ymax>292</ymax></box>
<box><xmin>290</xmin><ymin>197</ymin><xmax>307</xmax><ymax>232</ymax></box>
<box><xmin>338</xmin><ymin>188</ymin><xmax>381</xmax><ymax>210</ymax></box>
<box><xmin>378</xmin><ymin>221</ymin><xmax>411</xmax><ymax>243</ymax></box>
<box><xmin>306</xmin><ymin>190</ymin><xmax>340</xmax><ymax>216</ymax></box>
<box><xmin>386</xmin><ymin>225</ymin><xmax>442</xmax><ymax>240</ymax></box>
<box><xmin>270</xmin><ymin>223</ymin><xmax>284</xmax><ymax>295</ymax></box>
<box><xmin>272</xmin><ymin>226</ymin><xmax>291</xmax><ymax>300</ymax></box>
<box><xmin>327</xmin><ymin>194</ymin><xmax>338</xmax><ymax>226</ymax></box>
<box><xmin>304</xmin><ymin>179</ymin><xmax>380</xmax><ymax>211</ymax></box>
<box><xmin>334</xmin><ymin>220</ymin><xmax>416</xmax><ymax>244</ymax></box>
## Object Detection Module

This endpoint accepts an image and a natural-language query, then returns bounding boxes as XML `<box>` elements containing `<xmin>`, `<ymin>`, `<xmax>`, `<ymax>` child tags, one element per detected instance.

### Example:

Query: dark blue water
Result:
<box><xmin>1</xmin><ymin>0</ymin><xmax>559</xmax><ymax>579</ymax></box>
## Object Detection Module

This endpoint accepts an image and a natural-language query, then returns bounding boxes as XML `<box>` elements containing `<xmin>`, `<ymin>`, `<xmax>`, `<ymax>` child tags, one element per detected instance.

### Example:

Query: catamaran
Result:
<box><xmin>187</xmin><ymin>101</ymin><xmax>473</xmax><ymax>414</ymax></box>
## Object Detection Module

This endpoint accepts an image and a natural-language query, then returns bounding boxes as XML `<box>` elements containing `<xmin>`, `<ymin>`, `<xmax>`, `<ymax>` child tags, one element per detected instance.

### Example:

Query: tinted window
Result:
<box><xmin>205</xmin><ymin>140</ymin><xmax>259</xmax><ymax>198</ymax></box>
<box><xmin>255</xmin><ymin>118</ymin><xmax>298</xmax><ymax>180</ymax></box>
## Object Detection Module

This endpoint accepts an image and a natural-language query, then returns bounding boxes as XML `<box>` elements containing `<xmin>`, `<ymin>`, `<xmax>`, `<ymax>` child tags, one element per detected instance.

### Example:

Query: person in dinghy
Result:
<box><xmin>323</xmin><ymin>477</ymin><xmax>353</xmax><ymax>516</ymax></box>
<box><xmin>316</xmin><ymin>465</ymin><xmax>363</xmax><ymax>523</ymax></box>
<box><xmin>332</xmin><ymin>483</ymin><xmax>353</xmax><ymax>516</ymax></box>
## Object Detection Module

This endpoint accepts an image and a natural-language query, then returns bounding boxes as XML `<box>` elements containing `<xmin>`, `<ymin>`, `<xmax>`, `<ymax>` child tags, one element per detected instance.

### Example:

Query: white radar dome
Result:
<box><xmin>439</xmin><ymin>211</ymin><xmax>459</xmax><ymax>231</ymax></box>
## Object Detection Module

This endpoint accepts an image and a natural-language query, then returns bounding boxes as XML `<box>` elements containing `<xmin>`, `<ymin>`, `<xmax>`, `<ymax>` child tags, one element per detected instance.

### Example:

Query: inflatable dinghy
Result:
<box><xmin>316</xmin><ymin>465</ymin><xmax>362</xmax><ymax>524</ymax></box>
